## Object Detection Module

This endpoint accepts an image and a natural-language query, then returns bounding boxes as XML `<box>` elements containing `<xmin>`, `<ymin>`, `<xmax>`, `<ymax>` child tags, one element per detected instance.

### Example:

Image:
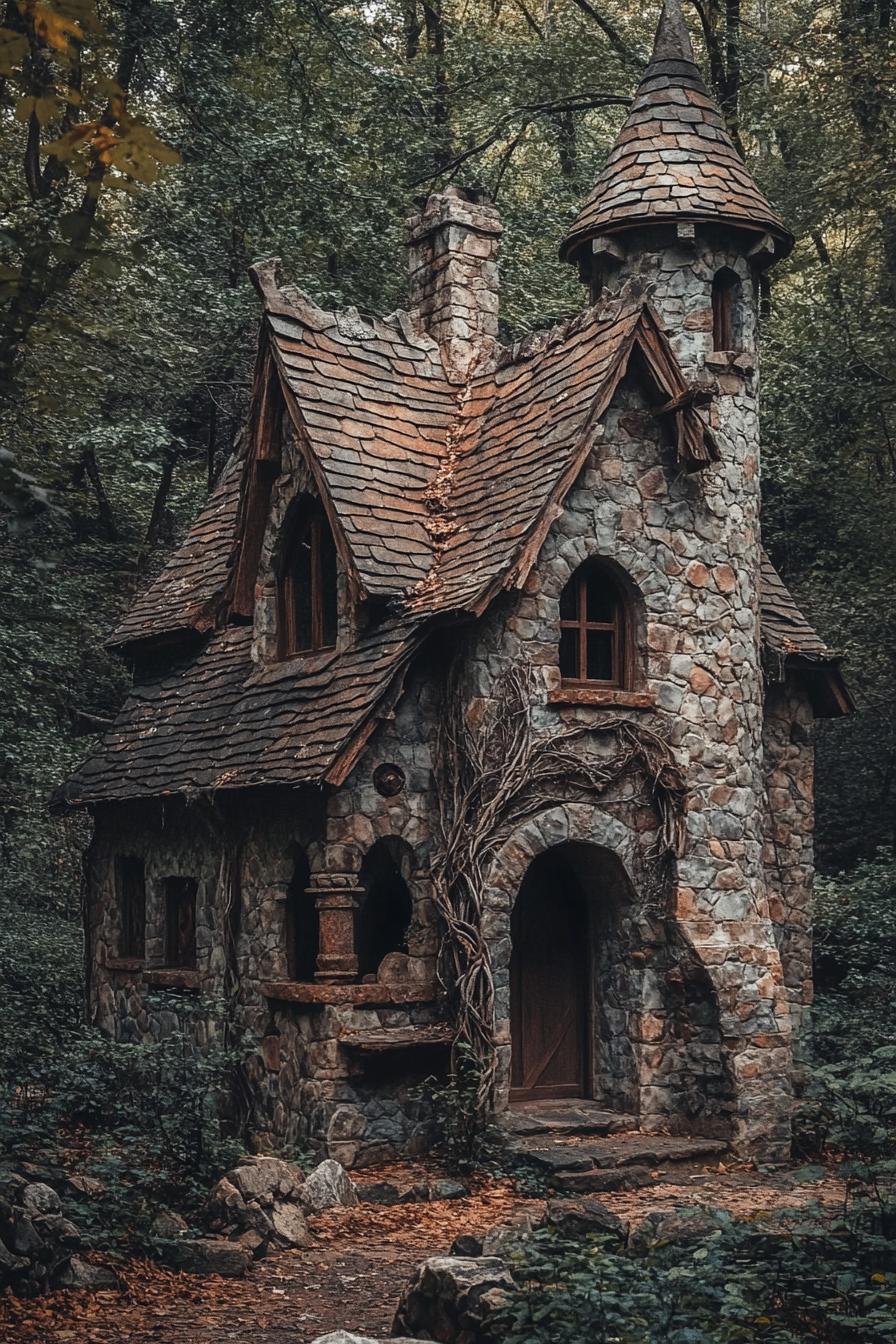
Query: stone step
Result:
<box><xmin>503</xmin><ymin>1102</ymin><xmax>638</xmax><ymax>1139</ymax></box>
<box><xmin>512</xmin><ymin>1133</ymin><xmax>729</xmax><ymax>1178</ymax></box>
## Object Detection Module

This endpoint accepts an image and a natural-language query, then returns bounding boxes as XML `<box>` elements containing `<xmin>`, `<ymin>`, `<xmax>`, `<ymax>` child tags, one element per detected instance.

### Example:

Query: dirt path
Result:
<box><xmin>0</xmin><ymin>1160</ymin><xmax>845</xmax><ymax>1344</ymax></box>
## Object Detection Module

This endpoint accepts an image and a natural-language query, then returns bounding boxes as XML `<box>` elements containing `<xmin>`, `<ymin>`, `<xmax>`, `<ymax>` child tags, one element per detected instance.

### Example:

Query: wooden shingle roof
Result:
<box><xmin>559</xmin><ymin>0</ymin><xmax>793</xmax><ymax>263</ymax></box>
<box><xmin>59</xmin><ymin>281</ymin><xmax>845</xmax><ymax>811</ymax></box>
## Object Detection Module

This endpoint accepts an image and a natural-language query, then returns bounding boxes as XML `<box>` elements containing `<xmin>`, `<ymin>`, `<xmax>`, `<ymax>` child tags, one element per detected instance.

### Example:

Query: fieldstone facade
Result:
<box><xmin>67</xmin><ymin>0</ymin><xmax>850</xmax><ymax>1167</ymax></box>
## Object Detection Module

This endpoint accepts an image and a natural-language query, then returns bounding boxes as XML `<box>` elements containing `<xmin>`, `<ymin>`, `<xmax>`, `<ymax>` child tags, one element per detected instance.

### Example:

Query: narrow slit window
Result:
<box><xmin>279</xmin><ymin>500</ymin><xmax>338</xmax><ymax>657</ymax></box>
<box><xmin>115</xmin><ymin>856</ymin><xmax>145</xmax><ymax>959</ymax></box>
<box><xmin>559</xmin><ymin>564</ymin><xmax>627</xmax><ymax>688</ymax></box>
<box><xmin>165</xmin><ymin>877</ymin><xmax>197</xmax><ymax>969</ymax></box>
<box><xmin>711</xmin><ymin>268</ymin><xmax>741</xmax><ymax>351</ymax></box>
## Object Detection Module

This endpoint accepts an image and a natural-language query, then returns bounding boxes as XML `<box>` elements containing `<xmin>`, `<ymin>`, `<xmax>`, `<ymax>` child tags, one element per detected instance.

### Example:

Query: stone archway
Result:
<box><xmin>485</xmin><ymin>802</ymin><xmax>735</xmax><ymax>1139</ymax></box>
<box><xmin>485</xmin><ymin>802</ymin><xmax>647</xmax><ymax>1117</ymax></box>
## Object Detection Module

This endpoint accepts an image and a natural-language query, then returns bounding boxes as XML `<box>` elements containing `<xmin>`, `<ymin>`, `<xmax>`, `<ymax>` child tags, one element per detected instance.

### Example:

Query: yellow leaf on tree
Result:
<box><xmin>32</xmin><ymin>4</ymin><xmax>84</xmax><ymax>53</ymax></box>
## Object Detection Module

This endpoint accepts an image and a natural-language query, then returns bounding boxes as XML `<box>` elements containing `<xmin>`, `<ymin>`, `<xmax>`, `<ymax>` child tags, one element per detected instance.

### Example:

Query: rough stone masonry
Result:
<box><xmin>60</xmin><ymin>0</ymin><xmax>850</xmax><ymax>1167</ymax></box>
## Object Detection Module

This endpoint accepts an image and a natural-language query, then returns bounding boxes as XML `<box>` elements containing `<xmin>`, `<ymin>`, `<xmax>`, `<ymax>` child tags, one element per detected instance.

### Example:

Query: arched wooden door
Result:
<box><xmin>510</xmin><ymin>855</ymin><xmax>589</xmax><ymax>1101</ymax></box>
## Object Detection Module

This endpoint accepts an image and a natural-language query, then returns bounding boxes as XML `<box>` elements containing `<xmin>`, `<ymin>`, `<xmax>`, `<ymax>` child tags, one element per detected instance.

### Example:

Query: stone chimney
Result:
<box><xmin>405</xmin><ymin>185</ymin><xmax>501</xmax><ymax>382</ymax></box>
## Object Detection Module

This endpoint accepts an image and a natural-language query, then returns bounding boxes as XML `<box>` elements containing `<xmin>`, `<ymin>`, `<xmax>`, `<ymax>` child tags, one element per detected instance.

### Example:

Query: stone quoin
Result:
<box><xmin>57</xmin><ymin>0</ymin><xmax>851</xmax><ymax>1165</ymax></box>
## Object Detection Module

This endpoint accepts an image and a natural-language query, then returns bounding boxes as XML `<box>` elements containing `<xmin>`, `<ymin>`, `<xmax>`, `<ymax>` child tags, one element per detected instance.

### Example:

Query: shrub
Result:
<box><xmin>813</xmin><ymin>848</ymin><xmax>896</xmax><ymax>1061</ymax></box>
<box><xmin>0</xmin><ymin>895</ymin><xmax>248</xmax><ymax>1254</ymax></box>
<box><xmin>494</xmin><ymin>1209</ymin><xmax>896</xmax><ymax>1344</ymax></box>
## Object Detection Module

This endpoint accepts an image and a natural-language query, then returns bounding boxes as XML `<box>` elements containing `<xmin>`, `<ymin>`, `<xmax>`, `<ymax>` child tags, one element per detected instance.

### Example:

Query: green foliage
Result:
<box><xmin>493</xmin><ymin>1211</ymin><xmax>896</xmax><ymax>1343</ymax></box>
<box><xmin>0</xmin><ymin>896</ymin><xmax>245</xmax><ymax>1253</ymax></box>
<box><xmin>812</xmin><ymin>848</ymin><xmax>896</xmax><ymax>1060</ymax></box>
<box><xmin>416</xmin><ymin>1044</ymin><xmax>489</xmax><ymax>1174</ymax></box>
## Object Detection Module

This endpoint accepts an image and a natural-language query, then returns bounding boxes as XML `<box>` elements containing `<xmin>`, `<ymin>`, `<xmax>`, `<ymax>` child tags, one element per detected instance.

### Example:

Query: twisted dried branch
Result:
<box><xmin>431</xmin><ymin>663</ymin><xmax>686</xmax><ymax>1114</ymax></box>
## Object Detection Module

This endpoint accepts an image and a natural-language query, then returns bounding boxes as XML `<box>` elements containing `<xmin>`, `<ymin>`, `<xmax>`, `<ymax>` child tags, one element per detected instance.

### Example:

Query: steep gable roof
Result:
<box><xmin>107</xmin><ymin>451</ymin><xmax>243</xmax><ymax>652</ymax></box>
<box><xmin>264</xmin><ymin>281</ymin><xmax>454</xmax><ymax>599</ymax></box>
<box><xmin>59</xmin><ymin>279</ymin><xmax>846</xmax><ymax>812</ymax></box>
<box><xmin>559</xmin><ymin>0</ymin><xmax>793</xmax><ymax>263</ymax></box>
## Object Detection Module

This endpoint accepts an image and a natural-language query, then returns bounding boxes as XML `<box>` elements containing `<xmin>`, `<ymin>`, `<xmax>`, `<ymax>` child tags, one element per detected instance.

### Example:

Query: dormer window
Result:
<box><xmin>278</xmin><ymin>498</ymin><xmax>338</xmax><ymax>657</ymax></box>
<box><xmin>559</xmin><ymin>562</ymin><xmax>629</xmax><ymax>688</ymax></box>
<box><xmin>711</xmin><ymin>268</ymin><xmax>742</xmax><ymax>351</ymax></box>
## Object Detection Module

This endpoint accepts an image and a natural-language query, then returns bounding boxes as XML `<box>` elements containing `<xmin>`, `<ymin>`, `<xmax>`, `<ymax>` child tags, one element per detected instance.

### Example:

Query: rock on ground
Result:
<box><xmin>167</xmin><ymin>1237</ymin><xmax>252</xmax><ymax>1278</ymax></box>
<box><xmin>392</xmin><ymin>1255</ymin><xmax>514</xmax><ymax>1344</ymax></box>
<box><xmin>0</xmin><ymin>1169</ymin><xmax>86</xmax><ymax>1298</ymax></box>
<box><xmin>311</xmin><ymin>1335</ymin><xmax>423</xmax><ymax>1344</ymax></box>
<box><xmin>543</xmin><ymin>1197</ymin><xmax>628</xmax><ymax>1242</ymax></box>
<box><xmin>300</xmin><ymin>1160</ymin><xmax>359</xmax><ymax>1214</ymax></box>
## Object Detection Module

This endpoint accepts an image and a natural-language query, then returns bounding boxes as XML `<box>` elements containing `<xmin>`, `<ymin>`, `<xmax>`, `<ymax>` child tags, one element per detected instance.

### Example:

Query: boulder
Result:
<box><xmin>428</xmin><ymin>1179</ymin><xmax>469</xmax><ymax>1202</ymax></box>
<box><xmin>270</xmin><ymin>1201</ymin><xmax>314</xmax><ymax>1249</ymax></box>
<box><xmin>543</xmin><ymin>1198</ymin><xmax>628</xmax><ymax>1243</ymax></box>
<box><xmin>630</xmin><ymin>1206</ymin><xmax>721</xmax><ymax>1251</ymax></box>
<box><xmin>392</xmin><ymin>1255</ymin><xmax>514</xmax><ymax>1343</ymax></box>
<box><xmin>226</xmin><ymin>1156</ymin><xmax>303</xmax><ymax>1203</ymax></box>
<box><xmin>21</xmin><ymin>1183</ymin><xmax>61</xmax><ymax>1216</ymax></box>
<box><xmin>167</xmin><ymin>1237</ymin><xmax>252</xmax><ymax>1278</ymax></box>
<box><xmin>481</xmin><ymin>1209</ymin><xmax>540</xmax><ymax>1258</ymax></box>
<box><xmin>300</xmin><ymin>1159</ymin><xmax>358</xmax><ymax>1213</ymax></box>
<box><xmin>450</xmin><ymin>1233</ymin><xmax>483</xmax><ymax>1257</ymax></box>
<box><xmin>60</xmin><ymin>1256</ymin><xmax>119</xmax><ymax>1289</ymax></box>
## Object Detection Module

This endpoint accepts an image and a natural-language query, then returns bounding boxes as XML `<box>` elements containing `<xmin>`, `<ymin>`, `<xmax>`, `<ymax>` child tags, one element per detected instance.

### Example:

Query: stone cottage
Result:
<box><xmin>59</xmin><ymin>0</ymin><xmax>851</xmax><ymax>1165</ymax></box>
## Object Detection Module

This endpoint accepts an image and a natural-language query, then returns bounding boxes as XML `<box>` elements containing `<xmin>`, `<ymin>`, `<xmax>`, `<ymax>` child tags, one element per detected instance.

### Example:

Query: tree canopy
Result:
<box><xmin>1</xmin><ymin>0</ymin><xmax>893</xmax><ymax>911</ymax></box>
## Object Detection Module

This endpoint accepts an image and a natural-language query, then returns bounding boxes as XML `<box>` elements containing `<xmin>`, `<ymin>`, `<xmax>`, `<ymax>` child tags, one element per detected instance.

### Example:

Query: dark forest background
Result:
<box><xmin>1</xmin><ymin>0</ymin><xmax>894</xmax><ymax>925</ymax></box>
<box><xmin>1</xmin><ymin>3</ymin><xmax>895</xmax><ymax>1320</ymax></box>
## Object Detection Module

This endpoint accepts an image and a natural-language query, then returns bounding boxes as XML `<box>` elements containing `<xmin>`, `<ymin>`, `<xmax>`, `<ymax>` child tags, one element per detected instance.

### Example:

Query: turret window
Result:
<box><xmin>711</xmin><ymin>268</ymin><xmax>742</xmax><ymax>351</ymax></box>
<box><xmin>278</xmin><ymin>498</ymin><xmax>338</xmax><ymax>657</ymax></box>
<box><xmin>559</xmin><ymin>562</ymin><xmax>629</xmax><ymax>688</ymax></box>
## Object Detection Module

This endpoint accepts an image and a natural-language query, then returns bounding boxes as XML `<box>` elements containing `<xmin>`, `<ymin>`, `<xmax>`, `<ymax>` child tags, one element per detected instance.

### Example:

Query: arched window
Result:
<box><xmin>559</xmin><ymin>562</ymin><xmax>629</xmax><ymax>688</ymax></box>
<box><xmin>284</xmin><ymin>848</ymin><xmax>316</xmax><ymax>982</ymax></box>
<box><xmin>278</xmin><ymin>498</ymin><xmax>338</xmax><ymax>657</ymax></box>
<box><xmin>711</xmin><ymin>268</ymin><xmax>741</xmax><ymax>351</ymax></box>
<box><xmin>357</xmin><ymin>839</ymin><xmax>413</xmax><ymax>979</ymax></box>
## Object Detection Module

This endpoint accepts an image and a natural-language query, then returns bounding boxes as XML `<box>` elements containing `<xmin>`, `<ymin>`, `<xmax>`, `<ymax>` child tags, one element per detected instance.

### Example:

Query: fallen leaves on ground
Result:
<box><xmin>0</xmin><ymin>1158</ymin><xmax>846</xmax><ymax>1344</ymax></box>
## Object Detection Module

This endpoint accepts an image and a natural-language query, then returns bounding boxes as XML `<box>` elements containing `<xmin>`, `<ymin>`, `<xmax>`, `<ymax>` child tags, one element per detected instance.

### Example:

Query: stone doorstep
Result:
<box><xmin>511</xmin><ymin>1133</ymin><xmax>729</xmax><ymax>1176</ymax></box>
<box><xmin>501</xmin><ymin>1100</ymin><xmax>639</xmax><ymax>1139</ymax></box>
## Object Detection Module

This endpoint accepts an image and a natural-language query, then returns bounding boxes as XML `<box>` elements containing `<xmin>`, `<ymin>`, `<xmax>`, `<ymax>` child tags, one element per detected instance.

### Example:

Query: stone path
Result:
<box><xmin>0</xmin><ymin>1153</ymin><xmax>845</xmax><ymax>1344</ymax></box>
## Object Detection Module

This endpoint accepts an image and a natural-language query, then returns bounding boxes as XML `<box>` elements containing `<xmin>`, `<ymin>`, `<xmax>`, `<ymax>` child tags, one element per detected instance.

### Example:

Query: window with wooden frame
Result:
<box><xmin>115</xmin><ymin>856</ymin><xmax>146</xmax><ymax>960</ymax></box>
<box><xmin>711</xmin><ymin>268</ymin><xmax>741</xmax><ymax>351</ymax></box>
<box><xmin>164</xmin><ymin>877</ymin><xmax>197</xmax><ymax>969</ymax></box>
<box><xmin>278</xmin><ymin>499</ymin><xmax>338</xmax><ymax>658</ymax></box>
<box><xmin>558</xmin><ymin>563</ymin><xmax>629</xmax><ymax>688</ymax></box>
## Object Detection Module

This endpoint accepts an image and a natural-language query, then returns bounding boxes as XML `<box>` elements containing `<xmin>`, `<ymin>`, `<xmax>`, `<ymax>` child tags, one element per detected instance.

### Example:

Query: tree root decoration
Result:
<box><xmin>431</xmin><ymin>663</ymin><xmax>686</xmax><ymax>1115</ymax></box>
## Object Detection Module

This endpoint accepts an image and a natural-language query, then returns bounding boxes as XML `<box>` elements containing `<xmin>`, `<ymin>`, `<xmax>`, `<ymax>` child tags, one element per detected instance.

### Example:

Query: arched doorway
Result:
<box><xmin>510</xmin><ymin>848</ymin><xmax>590</xmax><ymax>1100</ymax></box>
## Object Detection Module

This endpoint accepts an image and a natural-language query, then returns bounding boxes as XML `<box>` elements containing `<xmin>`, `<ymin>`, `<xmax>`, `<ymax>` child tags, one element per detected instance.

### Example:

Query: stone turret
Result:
<box><xmin>560</xmin><ymin>0</ymin><xmax>792</xmax><ymax>378</ymax></box>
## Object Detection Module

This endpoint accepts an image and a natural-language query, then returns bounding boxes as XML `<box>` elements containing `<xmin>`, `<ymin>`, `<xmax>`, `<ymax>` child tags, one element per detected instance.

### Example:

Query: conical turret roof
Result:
<box><xmin>559</xmin><ymin>0</ymin><xmax>793</xmax><ymax>262</ymax></box>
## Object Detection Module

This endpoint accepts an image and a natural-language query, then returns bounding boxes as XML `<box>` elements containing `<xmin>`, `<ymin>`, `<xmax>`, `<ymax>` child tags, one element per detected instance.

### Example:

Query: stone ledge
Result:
<box><xmin>340</xmin><ymin>1025</ymin><xmax>453</xmax><ymax>1052</ymax></box>
<box><xmin>105</xmin><ymin>957</ymin><xmax>144</xmax><ymax>973</ymax></box>
<box><xmin>261</xmin><ymin>980</ymin><xmax>437</xmax><ymax>1007</ymax></box>
<box><xmin>549</xmin><ymin>687</ymin><xmax>656</xmax><ymax>709</ymax></box>
<box><xmin>143</xmin><ymin>968</ymin><xmax>202</xmax><ymax>989</ymax></box>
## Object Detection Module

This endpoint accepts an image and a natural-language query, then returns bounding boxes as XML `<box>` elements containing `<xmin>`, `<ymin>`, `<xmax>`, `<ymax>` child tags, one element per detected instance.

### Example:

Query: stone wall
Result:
<box><xmin>761</xmin><ymin>675</ymin><xmax>816</xmax><ymax>1074</ymax></box>
<box><xmin>84</xmin><ymin>225</ymin><xmax>808</xmax><ymax>1162</ymax></box>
